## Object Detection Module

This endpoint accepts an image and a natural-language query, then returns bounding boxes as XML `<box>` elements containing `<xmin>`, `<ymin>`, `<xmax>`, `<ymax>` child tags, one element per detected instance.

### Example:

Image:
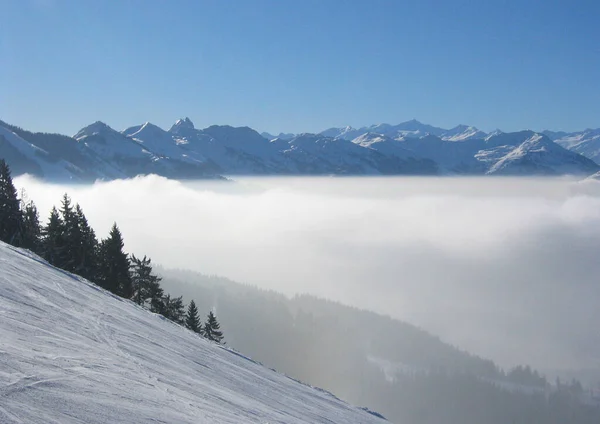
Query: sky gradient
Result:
<box><xmin>1</xmin><ymin>0</ymin><xmax>599</xmax><ymax>135</ymax></box>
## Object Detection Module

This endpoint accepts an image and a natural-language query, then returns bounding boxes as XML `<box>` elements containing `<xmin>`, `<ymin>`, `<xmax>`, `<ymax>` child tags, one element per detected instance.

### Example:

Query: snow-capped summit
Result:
<box><xmin>169</xmin><ymin>117</ymin><xmax>195</xmax><ymax>133</ymax></box>
<box><xmin>73</xmin><ymin>121</ymin><xmax>118</xmax><ymax>139</ymax></box>
<box><xmin>483</xmin><ymin>130</ymin><xmax>536</xmax><ymax>148</ymax></box>
<box><xmin>553</xmin><ymin>128</ymin><xmax>600</xmax><ymax>164</ymax></box>
<box><xmin>72</xmin><ymin>121</ymin><xmax>172</xmax><ymax>178</ymax></box>
<box><xmin>126</xmin><ymin>122</ymin><xmax>168</xmax><ymax>141</ymax></box>
<box><xmin>442</xmin><ymin>125</ymin><xmax>487</xmax><ymax>141</ymax></box>
<box><xmin>352</xmin><ymin>132</ymin><xmax>412</xmax><ymax>157</ymax></box>
<box><xmin>486</xmin><ymin>133</ymin><xmax>599</xmax><ymax>175</ymax></box>
<box><xmin>319</xmin><ymin>125</ymin><xmax>359</xmax><ymax>140</ymax></box>
<box><xmin>352</xmin><ymin>132</ymin><xmax>392</xmax><ymax>147</ymax></box>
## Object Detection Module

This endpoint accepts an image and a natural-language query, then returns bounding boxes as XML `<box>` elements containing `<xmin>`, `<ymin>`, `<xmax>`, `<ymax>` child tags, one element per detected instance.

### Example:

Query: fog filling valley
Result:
<box><xmin>15</xmin><ymin>175</ymin><xmax>600</xmax><ymax>373</ymax></box>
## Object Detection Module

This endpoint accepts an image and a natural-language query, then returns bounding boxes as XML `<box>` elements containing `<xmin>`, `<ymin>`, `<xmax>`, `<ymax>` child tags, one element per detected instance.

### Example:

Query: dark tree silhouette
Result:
<box><xmin>42</xmin><ymin>207</ymin><xmax>65</xmax><ymax>266</ymax></box>
<box><xmin>161</xmin><ymin>294</ymin><xmax>185</xmax><ymax>325</ymax></box>
<box><xmin>185</xmin><ymin>300</ymin><xmax>202</xmax><ymax>334</ymax></box>
<box><xmin>20</xmin><ymin>200</ymin><xmax>41</xmax><ymax>254</ymax></box>
<box><xmin>97</xmin><ymin>223</ymin><xmax>131</xmax><ymax>297</ymax></box>
<box><xmin>72</xmin><ymin>204</ymin><xmax>99</xmax><ymax>281</ymax></box>
<box><xmin>0</xmin><ymin>159</ymin><xmax>22</xmax><ymax>245</ymax></box>
<box><xmin>204</xmin><ymin>311</ymin><xmax>224</xmax><ymax>344</ymax></box>
<box><xmin>130</xmin><ymin>254</ymin><xmax>162</xmax><ymax>306</ymax></box>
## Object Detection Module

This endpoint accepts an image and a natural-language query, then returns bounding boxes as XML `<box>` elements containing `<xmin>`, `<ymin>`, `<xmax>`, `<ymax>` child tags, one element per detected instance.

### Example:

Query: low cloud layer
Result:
<box><xmin>15</xmin><ymin>175</ymin><xmax>600</xmax><ymax>371</ymax></box>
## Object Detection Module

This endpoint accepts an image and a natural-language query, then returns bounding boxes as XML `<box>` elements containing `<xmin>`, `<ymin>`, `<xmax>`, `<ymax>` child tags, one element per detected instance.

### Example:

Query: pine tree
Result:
<box><xmin>42</xmin><ymin>207</ymin><xmax>66</xmax><ymax>266</ymax></box>
<box><xmin>0</xmin><ymin>160</ymin><xmax>23</xmax><ymax>246</ymax></box>
<box><xmin>204</xmin><ymin>311</ymin><xmax>224</xmax><ymax>344</ymax></box>
<box><xmin>97</xmin><ymin>223</ymin><xmax>131</xmax><ymax>297</ymax></box>
<box><xmin>20</xmin><ymin>200</ymin><xmax>41</xmax><ymax>254</ymax></box>
<box><xmin>185</xmin><ymin>300</ymin><xmax>202</xmax><ymax>333</ymax></box>
<box><xmin>148</xmin><ymin>283</ymin><xmax>165</xmax><ymax>314</ymax></box>
<box><xmin>73</xmin><ymin>204</ymin><xmax>98</xmax><ymax>281</ymax></box>
<box><xmin>59</xmin><ymin>194</ymin><xmax>78</xmax><ymax>272</ymax></box>
<box><xmin>130</xmin><ymin>255</ymin><xmax>162</xmax><ymax>306</ymax></box>
<box><xmin>161</xmin><ymin>294</ymin><xmax>185</xmax><ymax>325</ymax></box>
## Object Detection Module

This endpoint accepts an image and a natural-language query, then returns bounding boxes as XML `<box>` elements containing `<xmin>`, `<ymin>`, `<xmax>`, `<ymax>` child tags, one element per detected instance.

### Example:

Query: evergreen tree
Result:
<box><xmin>204</xmin><ymin>311</ymin><xmax>224</xmax><ymax>344</ymax></box>
<box><xmin>42</xmin><ymin>207</ymin><xmax>66</xmax><ymax>266</ymax></box>
<box><xmin>73</xmin><ymin>204</ymin><xmax>98</xmax><ymax>281</ymax></box>
<box><xmin>130</xmin><ymin>254</ymin><xmax>162</xmax><ymax>306</ymax></box>
<box><xmin>59</xmin><ymin>194</ymin><xmax>77</xmax><ymax>272</ymax></box>
<box><xmin>0</xmin><ymin>160</ymin><xmax>23</xmax><ymax>246</ymax></box>
<box><xmin>97</xmin><ymin>223</ymin><xmax>131</xmax><ymax>297</ymax></box>
<box><xmin>161</xmin><ymin>294</ymin><xmax>185</xmax><ymax>325</ymax></box>
<box><xmin>148</xmin><ymin>283</ymin><xmax>165</xmax><ymax>314</ymax></box>
<box><xmin>185</xmin><ymin>300</ymin><xmax>202</xmax><ymax>333</ymax></box>
<box><xmin>20</xmin><ymin>200</ymin><xmax>41</xmax><ymax>254</ymax></box>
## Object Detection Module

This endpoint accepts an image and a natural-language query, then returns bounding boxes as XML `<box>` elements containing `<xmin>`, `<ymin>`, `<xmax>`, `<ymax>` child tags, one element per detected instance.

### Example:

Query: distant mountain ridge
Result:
<box><xmin>1</xmin><ymin>118</ymin><xmax>599</xmax><ymax>181</ymax></box>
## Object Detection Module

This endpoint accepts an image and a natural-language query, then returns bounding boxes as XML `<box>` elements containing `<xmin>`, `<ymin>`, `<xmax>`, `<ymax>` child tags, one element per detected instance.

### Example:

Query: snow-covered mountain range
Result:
<box><xmin>1</xmin><ymin>118</ymin><xmax>599</xmax><ymax>181</ymax></box>
<box><xmin>0</xmin><ymin>241</ymin><xmax>386</xmax><ymax>423</ymax></box>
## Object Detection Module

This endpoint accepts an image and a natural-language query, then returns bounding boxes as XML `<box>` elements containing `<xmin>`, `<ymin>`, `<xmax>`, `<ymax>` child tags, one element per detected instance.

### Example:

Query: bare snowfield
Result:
<box><xmin>0</xmin><ymin>241</ymin><xmax>385</xmax><ymax>424</ymax></box>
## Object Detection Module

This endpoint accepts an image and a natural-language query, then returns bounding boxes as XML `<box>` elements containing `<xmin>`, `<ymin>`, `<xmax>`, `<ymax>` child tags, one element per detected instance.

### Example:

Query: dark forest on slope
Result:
<box><xmin>159</xmin><ymin>268</ymin><xmax>600</xmax><ymax>424</ymax></box>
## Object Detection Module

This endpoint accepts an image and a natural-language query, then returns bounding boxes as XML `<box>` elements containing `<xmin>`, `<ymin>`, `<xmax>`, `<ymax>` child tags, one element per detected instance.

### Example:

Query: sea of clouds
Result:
<box><xmin>15</xmin><ymin>175</ymin><xmax>600</xmax><ymax>371</ymax></box>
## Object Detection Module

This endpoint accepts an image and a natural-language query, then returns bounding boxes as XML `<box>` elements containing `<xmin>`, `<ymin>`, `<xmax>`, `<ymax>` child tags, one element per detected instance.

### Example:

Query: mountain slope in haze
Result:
<box><xmin>1</xmin><ymin>118</ymin><xmax>599</xmax><ymax>180</ymax></box>
<box><xmin>0</xmin><ymin>241</ymin><xmax>385</xmax><ymax>424</ymax></box>
<box><xmin>157</xmin><ymin>268</ymin><xmax>600</xmax><ymax>424</ymax></box>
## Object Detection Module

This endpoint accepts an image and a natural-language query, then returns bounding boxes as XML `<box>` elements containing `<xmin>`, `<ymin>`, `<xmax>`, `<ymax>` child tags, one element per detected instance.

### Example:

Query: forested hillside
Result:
<box><xmin>159</xmin><ymin>268</ymin><xmax>600</xmax><ymax>424</ymax></box>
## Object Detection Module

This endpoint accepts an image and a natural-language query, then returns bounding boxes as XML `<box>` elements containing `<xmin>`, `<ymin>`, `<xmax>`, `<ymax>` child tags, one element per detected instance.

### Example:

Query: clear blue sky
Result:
<box><xmin>1</xmin><ymin>0</ymin><xmax>599</xmax><ymax>135</ymax></box>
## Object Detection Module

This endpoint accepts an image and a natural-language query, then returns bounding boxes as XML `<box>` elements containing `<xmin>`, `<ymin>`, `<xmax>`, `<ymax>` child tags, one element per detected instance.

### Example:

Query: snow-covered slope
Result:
<box><xmin>0</xmin><ymin>241</ymin><xmax>385</xmax><ymax>424</ymax></box>
<box><xmin>441</xmin><ymin>125</ymin><xmax>487</xmax><ymax>141</ymax></box>
<box><xmin>0</xmin><ymin>125</ymin><xmax>81</xmax><ymax>180</ymax></box>
<box><xmin>553</xmin><ymin>129</ymin><xmax>600</xmax><ymax>164</ymax></box>
<box><xmin>486</xmin><ymin>133</ymin><xmax>600</xmax><ymax>175</ymax></box>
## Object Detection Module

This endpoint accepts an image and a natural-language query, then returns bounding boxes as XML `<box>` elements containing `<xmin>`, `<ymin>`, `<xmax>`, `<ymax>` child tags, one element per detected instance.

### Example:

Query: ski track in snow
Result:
<box><xmin>0</xmin><ymin>243</ymin><xmax>385</xmax><ymax>423</ymax></box>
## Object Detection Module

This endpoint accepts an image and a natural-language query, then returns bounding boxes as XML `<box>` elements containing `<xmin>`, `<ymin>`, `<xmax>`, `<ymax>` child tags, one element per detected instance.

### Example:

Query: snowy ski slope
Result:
<box><xmin>0</xmin><ymin>242</ymin><xmax>385</xmax><ymax>423</ymax></box>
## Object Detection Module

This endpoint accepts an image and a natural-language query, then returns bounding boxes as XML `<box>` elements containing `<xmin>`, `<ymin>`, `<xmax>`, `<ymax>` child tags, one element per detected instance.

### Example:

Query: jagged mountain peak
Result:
<box><xmin>169</xmin><ymin>117</ymin><xmax>195</xmax><ymax>133</ymax></box>
<box><xmin>74</xmin><ymin>121</ymin><xmax>118</xmax><ymax>139</ymax></box>
<box><xmin>128</xmin><ymin>122</ymin><xmax>168</xmax><ymax>139</ymax></box>
<box><xmin>442</xmin><ymin>125</ymin><xmax>486</xmax><ymax>141</ymax></box>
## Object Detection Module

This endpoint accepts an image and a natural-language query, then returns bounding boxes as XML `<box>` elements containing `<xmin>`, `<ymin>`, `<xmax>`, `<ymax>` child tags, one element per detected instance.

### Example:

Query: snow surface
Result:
<box><xmin>0</xmin><ymin>242</ymin><xmax>385</xmax><ymax>424</ymax></box>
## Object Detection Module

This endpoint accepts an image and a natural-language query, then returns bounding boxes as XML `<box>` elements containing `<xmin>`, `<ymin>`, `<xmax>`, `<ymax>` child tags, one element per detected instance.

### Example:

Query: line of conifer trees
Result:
<box><xmin>0</xmin><ymin>159</ymin><xmax>223</xmax><ymax>343</ymax></box>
